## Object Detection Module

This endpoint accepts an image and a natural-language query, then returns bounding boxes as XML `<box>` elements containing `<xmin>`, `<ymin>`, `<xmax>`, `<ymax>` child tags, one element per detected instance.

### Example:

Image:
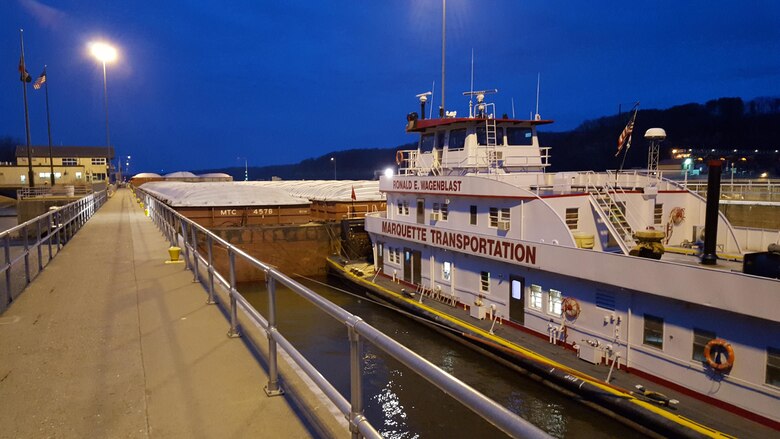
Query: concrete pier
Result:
<box><xmin>0</xmin><ymin>189</ymin><xmax>338</xmax><ymax>438</ymax></box>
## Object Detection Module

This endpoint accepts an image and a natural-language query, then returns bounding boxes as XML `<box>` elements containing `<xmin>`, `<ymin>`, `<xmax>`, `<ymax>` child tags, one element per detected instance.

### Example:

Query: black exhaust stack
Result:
<box><xmin>701</xmin><ymin>160</ymin><xmax>722</xmax><ymax>265</ymax></box>
<box><xmin>420</xmin><ymin>99</ymin><xmax>426</xmax><ymax>120</ymax></box>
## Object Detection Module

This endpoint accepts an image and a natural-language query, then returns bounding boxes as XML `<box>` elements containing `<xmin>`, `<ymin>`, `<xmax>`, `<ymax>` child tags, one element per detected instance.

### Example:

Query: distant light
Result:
<box><xmin>733</xmin><ymin>149</ymin><xmax>737</xmax><ymax>152</ymax></box>
<box><xmin>740</xmin><ymin>157</ymin><xmax>747</xmax><ymax>161</ymax></box>
<box><xmin>760</xmin><ymin>172</ymin><xmax>768</xmax><ymax>178</ymax></box>
<box><xmin>330</xmin><ymin>157</ymin><xmax>335</xmax><ymax>161</ymax></box>
<box><xmin>89</xmin><ymin>42</ymin><xmax>118</xmax><ymax>63</ymax></box>
<box><xmin>755</xmin><ymin>149</ymin><xmax>759</xmax><ymax>153</ymax></box>
<box><xmin>672</xmin><ymin>149</ymin><xmax>678</xmax><ymax>154</ymax></box>
<box><xmin>711</xmin><ymin>149</ymin><xmax>715</xmax><ymax>152</ymax></box>
<box><xmin>384</xmin><ymin>168</ymin><xmax>394</xmax><ymax>178</ymax></box>
<box><xmin>683</xmin><ymin>158</ymin><xmax>693</xmax><ymax>166</ymax></box>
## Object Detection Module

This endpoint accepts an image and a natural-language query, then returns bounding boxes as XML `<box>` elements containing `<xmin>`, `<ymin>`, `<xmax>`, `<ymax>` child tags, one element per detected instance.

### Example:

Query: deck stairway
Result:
<box><xmin>588</xmin><ymin>184</ymin><xmax>636</xmax><ymax>253</ymax></box>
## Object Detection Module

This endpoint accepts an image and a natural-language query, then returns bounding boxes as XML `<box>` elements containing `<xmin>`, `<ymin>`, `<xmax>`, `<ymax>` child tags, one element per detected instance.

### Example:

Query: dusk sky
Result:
<box><xmin>2</xmin><ymin>1</ymin><xmax>779</xmax><ymax>174</ymax></box>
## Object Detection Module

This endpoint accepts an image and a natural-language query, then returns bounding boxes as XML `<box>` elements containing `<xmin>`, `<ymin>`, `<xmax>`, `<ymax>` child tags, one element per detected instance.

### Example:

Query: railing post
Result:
<box><xmin>22</xmin><ymin>224</ymin><xmax>30</xmax><ymax>284</ymax></box>
<box><xmin>56</xmin><ymin>210</ymin><xmax>62</xmax><ymax>250</ymax></box>
<box><xmin>264</xmin><ymin>275</ymin><xmax>284</xmax><ymax>396</ymax></box>
<box><xmin>206</xmin><ymin>235</ymin><xmax>216</xmax><ymax>305</ymax></box>
<box><xmin>191</xmin><ymin>226</ymin><xmax>200</xmax><ymax>283</ymax></box>
<box><xmin>226</xmin><ymin>249</ymin><xmax>241</xmax><ymax>338</ymax></box>
<box><xmin>181</xmin><ymin>220</ymin><xmax>191</xmax><ymax>271</ymax></box>
<box><xmin>4</xmin><ymin>235</ymin><xmax>11</xmax><ymax>303</ymax></box>
<box><xmin>346</xmin><ymin>316</ymin><xmax>365</xmax><ymax>439</ymax></box>
<box><xmin>46</xmin><ymin>211</ymin><xmax>52</xmax><ymax>262</ymax></box>
<box><xmin>36</xmin><ymin>218</ymin><xmax>43</xmax><ymax>272</ymax></box>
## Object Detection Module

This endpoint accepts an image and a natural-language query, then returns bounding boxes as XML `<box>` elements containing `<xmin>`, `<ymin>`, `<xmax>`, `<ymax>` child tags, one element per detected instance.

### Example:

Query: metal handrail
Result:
<box><xmin>138</xmin><ymin>187</ymin><xmax>550</xmax><ymax>439</ymax></box>
<box><xmin>0</xmin><ymin>190</ymin><xmax>108</xmax><ymax>313</ymax></box>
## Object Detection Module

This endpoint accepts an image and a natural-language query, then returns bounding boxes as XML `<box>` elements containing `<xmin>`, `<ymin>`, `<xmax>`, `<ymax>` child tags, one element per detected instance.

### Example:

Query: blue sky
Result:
<box><xmin>2</xmin><ymin>1</ymin><xmax>779</xmax><ymax>174</ymax></box>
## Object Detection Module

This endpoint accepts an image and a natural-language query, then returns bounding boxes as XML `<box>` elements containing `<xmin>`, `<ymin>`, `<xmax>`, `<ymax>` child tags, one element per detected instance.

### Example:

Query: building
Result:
<box><xmin>3</xmin><ymin>146</ymin><xmax>115</xmax><ymax>187</ymax></box>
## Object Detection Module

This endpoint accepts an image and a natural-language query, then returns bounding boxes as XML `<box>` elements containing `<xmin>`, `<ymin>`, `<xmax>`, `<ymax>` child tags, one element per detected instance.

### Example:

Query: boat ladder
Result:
<box><xmin>589</xmin><ymin>185</ymin><xmax>636</xmax><ymax>251</ymax></box>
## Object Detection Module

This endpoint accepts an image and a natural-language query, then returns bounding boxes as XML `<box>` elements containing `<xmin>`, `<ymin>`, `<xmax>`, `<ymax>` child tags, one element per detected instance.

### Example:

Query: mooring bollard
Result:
<box><xmin>165</xmin><ymin>246</ymin><xmax>184</xmax><ymax>264</ymax></box>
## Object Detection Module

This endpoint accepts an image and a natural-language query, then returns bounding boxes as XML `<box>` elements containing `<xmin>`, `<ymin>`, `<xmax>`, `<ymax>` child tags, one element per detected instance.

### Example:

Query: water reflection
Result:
<box><xmin>241</xmin><ymin>277</ymin><xmax>642</xmax><ymax>438</ymax></box>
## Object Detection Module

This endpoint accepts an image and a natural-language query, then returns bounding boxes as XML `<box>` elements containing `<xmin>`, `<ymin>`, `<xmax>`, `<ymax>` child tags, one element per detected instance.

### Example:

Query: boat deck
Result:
<box><xmin>336</xmin><ymin>259</ymin><xmax>777</xmax><ymax>438</ymax></box>
<box><xmin>0</xmin><ymin>189</ymin><xmax>341</xmax><ymax>438</ymax></box>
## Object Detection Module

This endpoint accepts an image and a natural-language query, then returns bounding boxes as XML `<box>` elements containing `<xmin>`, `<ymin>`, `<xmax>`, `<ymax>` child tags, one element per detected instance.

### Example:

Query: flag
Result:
<box><xmin>33</xmin><ymin>69</ymin><xmax>47</xmax><ymax>90</ymax></box>
<box><xmin>615</xmin><ymin>108</ymin><xmax>638</xmax><ymax>157</ymax></box>
<box><xmin>351</xmin><ymin>186</ymin><xmax>356</xmax><ymax>201</ymax></box>
<box><xmin>18</xmin><ymin>56</ymin><xmax>31</xmax><ymax>83</ymax></box>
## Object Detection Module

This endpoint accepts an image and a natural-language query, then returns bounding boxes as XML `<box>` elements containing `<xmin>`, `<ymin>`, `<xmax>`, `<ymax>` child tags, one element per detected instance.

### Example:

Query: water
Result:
<box><xmin>242</xmin><ymin>276</ymin><xmax>641</xmax><ymax>438</ymax></box>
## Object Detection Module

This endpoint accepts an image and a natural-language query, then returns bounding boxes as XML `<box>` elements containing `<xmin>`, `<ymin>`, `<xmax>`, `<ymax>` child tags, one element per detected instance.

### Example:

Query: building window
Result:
<box><xmin>92</xmin><ymin>157</ymin><xmax>106</xmax><ymax>165</ymax></box>
<box><xmin>529</xmin><ymin>285</ymin><xmax>542</xmax><ymax>309</ymax></box>
<box><xmin>643</xmin><ymin>314</ymin><xmax>664</xmax><ymax>349</ymax></box>
<box><xmin>62</xmin><ymin>158</ymin><xmax>77</xmax><ymax>166</ymax></box>
<box><xmin>767</xmin><ymin>347</ymin><xmax>780</xmax><ymax>387</ymax></box>
<box><xmin>20</xmin><ymin>175</ymin><xmax>26</xmax><ymax>183</ymax></box>
<box><xmin>442</xmin><ymin>261</ymin><xmax>452</xmax><ymax>281</ymax></box>
<box><xmin>693</xmin><ymin>328</ymin><xmax>716</xmax><ymax>362</ymax></box>
<box><xmin>489</xmin><ymin>207</ymin><xmax>510</xmax><ymax>228</ymax></box>
<box><xmin>565</xmin><ymin>208</ymin><xmax>579</xmax><ymax>230</ymax></box>
<box><xmin>654</xmin><ymin>202</ymin><xmax>663</xmax><ymax>225</ymax></box>
<box><xmin>76</xmin><ymin>172</ymin><xmax>82</xmax><ymax>179</ymax></box>
<box><xmin>470</xmin><ymin>205</ymin><xmax>477</xmax><ymax>225</ymax></box>
<box><xmin>480</xmin><ymin>271</ymin><xmax>490</xmax><ymax>293</ymax></box>
<box><xmin>93</xmin><ymin>173</ymin><xmax>106</xmax><ymax>181</ymax></box>
<box><xmin>548</xmin><ymin>289</ymin><xmax>563</xmax><ymax>315</ymax></box>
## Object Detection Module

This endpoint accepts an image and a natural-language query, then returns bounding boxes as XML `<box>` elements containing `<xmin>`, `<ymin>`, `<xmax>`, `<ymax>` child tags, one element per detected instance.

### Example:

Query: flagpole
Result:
<box><xmin>20</xmin><ymin>29</ymin><xmax>35</xmax><ymax>188</ymax></box>
<box><xmin>43</xmin><ymin>66</ymin><xmax>55</xmax><ymax>186</ymax></box>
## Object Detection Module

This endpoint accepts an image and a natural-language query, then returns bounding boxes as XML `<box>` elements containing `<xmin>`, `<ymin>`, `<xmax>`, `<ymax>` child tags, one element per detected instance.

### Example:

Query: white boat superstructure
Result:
<box><xmin>365</xmin><ymin>93</ymin><xmax>780</xmax><ymax>425</ymax></box>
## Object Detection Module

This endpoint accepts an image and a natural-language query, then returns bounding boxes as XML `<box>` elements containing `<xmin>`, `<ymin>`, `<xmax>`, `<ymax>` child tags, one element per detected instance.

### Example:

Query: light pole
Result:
<box><xmin>330</xmin><ymin>157</ymin><xmax>337</xmax><ymax>180</ymax></box>
<box><xmin>237</xmin><ymin>157</ymin><xmax>248</xmax><ymax>181</ymax></box>
<box><xmin>90</xmin><ymin>41</ymin><xmax>117</xmax><ymax>182</ymax></box>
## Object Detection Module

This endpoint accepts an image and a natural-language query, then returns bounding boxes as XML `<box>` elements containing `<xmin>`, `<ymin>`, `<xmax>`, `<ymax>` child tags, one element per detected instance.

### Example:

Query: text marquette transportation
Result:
<box><xmin>329</xmin><ymin>89</ymin><xmax>780</xmax><ymax>438</ymax></box>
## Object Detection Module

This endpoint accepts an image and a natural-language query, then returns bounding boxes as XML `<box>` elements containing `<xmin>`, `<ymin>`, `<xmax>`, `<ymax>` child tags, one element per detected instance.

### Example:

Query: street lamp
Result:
<box><xmin>237</xmin><ymin>157</ymin><xmax>248</xmax><ymax>181</ymax></box>
<box><xmin>330</xmin><ymin>157</ymin><xmax>337</xmax><ymax>180</ymax></box>
<box><xmin>89</xmin><ymin>41</ymin><xmax>117</xmax><ymax>182</ymax></box>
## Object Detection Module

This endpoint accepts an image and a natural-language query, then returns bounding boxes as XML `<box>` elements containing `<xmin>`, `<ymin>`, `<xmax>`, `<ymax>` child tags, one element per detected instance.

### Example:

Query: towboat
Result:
<box><xmin>329</xmin><ymin>90</ymin><xmax>780</xmax><ymax>437</ymax></box>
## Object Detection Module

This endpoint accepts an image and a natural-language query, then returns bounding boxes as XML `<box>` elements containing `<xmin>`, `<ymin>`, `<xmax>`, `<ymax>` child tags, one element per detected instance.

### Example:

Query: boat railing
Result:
<box><xmin>0</xmin><ymin>190</ymin><xmax>108</xmax><ymax>314</ymax></box>
<box><xmin>137</xmin><ymin>187</ymin><xmax>549</xmax><ymax>439</ymax></box>
<box><xmin>732</xmin><ymin>226</ymin><xmax>780</xmax><ymax>252</ymax></box>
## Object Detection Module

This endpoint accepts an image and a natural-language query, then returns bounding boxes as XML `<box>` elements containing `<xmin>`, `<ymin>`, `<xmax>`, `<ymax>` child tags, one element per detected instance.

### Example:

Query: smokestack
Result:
<box><xmin>420</xmin><ymin>101</ymin><xmax>426</xmax><ymax>120</ymax></box>
<box><xmin>701</xmin><ymin>160</ymin><xmax>722</xmax><ymax>265</ymax></box>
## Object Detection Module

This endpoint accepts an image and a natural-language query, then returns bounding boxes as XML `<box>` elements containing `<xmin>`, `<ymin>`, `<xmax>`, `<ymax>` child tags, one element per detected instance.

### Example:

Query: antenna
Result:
<box><xmin>469</xmin><ymin>48</ymin><xmax>474</xmax><ymax>118</ymax></box>
<box><xmin>440</xmin><ymin>0</ymin><xmax>447</xmax><ymax>118</ymax></box>
<box><xmin>430</xmin><ymin>81</ymin><xmax>435</xmax><ymax>119</ymax></box>
<box><xmin>535</xmin><ymin>72</ymin><xmax>541</xmax><ymax>120</ymax></box>
<box><xmin>511</xmin><ymin>98</ymin><xmax>516</xmax><ymax>119</ymax></box>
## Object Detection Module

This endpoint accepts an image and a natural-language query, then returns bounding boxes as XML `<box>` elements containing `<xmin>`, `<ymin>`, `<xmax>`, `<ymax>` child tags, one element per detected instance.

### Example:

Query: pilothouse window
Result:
<box><xmin>420</xmin><ymin>133</ymin><xmax>435</xmax><ymax>152</ymax></box>
<box><xmin>448</xmin><ymin>129</ymin><xmax>467</xmax><ymax>149</ymax></box>
<box><xmin>476</xmin><ymin>127</ymin><xmax>504</xmax><ymax>146</ymax></box>
<box><xmin>506</xmin><ymin>127</ymin><xmax>533</xmax><ymax>146</ymax></box>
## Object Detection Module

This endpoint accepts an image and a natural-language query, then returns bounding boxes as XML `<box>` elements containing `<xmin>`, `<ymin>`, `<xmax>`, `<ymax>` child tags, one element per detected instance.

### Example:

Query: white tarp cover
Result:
<box><xmin>131</xmin><ymin>172</ymin><xmax>162</xmax><ymax>178</ymax></box>
<box><xmin>247</xmin><ymin>180</ymin><xmax>384</xmax><ymax>202</ymax></box>
<box><xmin>163</xmin><ymin>171</ymin><xmax>198</xmax><ymax>178</ymax></box>
<box><xmin>143</xmin><ymin>181</ymin><xmax>309</xmax><ymax>207</ymax></box>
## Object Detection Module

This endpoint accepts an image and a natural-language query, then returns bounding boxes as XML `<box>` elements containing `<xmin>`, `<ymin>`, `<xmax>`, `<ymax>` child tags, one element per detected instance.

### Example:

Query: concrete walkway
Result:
<box><xmin>0</xmin><ymin>190</ymin><xmax>323</xmax><ymax>438</ymax></box>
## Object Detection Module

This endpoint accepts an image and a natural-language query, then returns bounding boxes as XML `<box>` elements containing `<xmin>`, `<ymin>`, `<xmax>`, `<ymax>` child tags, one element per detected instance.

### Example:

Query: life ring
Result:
<box><xmin>395</xmin><ymin>151</ymin><xmax>404</xmax><ymax>166</ymax></box>
<box><xmin>665</xmin><ymin>207</ymin><xmax>686</xmax><ymax>243</ymax></box>
<box><xmin>703</xmin><ymin>338</ymin><xmax>735</xmax><ymax>372</ymax></box>
<box><xmin>561</xmin><ymin>297</ymin><xmax>581</xmax><ymax>319</ymax></box>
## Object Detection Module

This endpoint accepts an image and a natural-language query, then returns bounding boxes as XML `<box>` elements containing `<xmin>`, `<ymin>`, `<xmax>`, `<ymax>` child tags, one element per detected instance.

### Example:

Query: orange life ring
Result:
<box><xmin>395</xmin><ymin>151</ymin><xmax>404</xmax><ymax>166</ymax></box>
<box><xmin>703</xmin><ymin>338</ymin><xmax>735</xmax><ymax>372</ymax></box>
<box><xmin>561</xmin><ymin>297</ymin><xmax>581</xmax><ymax>319</ymax></box>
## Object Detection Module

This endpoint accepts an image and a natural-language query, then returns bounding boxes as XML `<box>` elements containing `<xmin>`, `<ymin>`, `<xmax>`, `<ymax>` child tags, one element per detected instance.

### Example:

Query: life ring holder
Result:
<box><xmin>561</xmin><ymin>297</ymin><xmax>581</xmax><ymax>320</ymax></box>
<box><xmin>395</xmin><ymin>151</ymin><xmax>404</xmax><ymax>166</ymax></box>
<box><xmin>703</xmin><ymin>338</ymin><xmax>735</xmax><ymax>372</ymax></box>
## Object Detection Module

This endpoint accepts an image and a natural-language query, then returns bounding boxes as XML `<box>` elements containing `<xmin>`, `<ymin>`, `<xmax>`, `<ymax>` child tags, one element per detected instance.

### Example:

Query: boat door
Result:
<box><xmin>377</xmin><ymin>242</ymin><xmax>384</xmax><ymax>271</ymax></box>
<box><xmin>403</xmin><ymin>248</ymin><xmax>422</xmax><ymax>285</ymax></box>
<box><xmin>509</xmin><ymin>275</ymin><xmax>525</xmax><ymax>325</ymax></box>
<box><xmin>416</xmin><ymin>198</ymin><xmax>425</xmax><ymax>224</ymax></box>
<box><xmin>412</xmin><ymin>250</ymin><xmax>422</xmax><ymax>284</ymax></box>
<box><xmin>403</xmin><ymin>248</ymin><xmax>412</xmax><ymax>283</ymax></box>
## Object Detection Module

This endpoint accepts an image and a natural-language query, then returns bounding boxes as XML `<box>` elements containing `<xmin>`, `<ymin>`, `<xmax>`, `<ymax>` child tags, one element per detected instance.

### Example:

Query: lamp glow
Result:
<box><xmin>90</xmin><ymin>42</ymin><xmax>117</xmax><ymax>63</ymax></box>
<box><xmin>384</xmin><ymin>168</ymin><xmax>394</xmax><ymax>178</ymax></box>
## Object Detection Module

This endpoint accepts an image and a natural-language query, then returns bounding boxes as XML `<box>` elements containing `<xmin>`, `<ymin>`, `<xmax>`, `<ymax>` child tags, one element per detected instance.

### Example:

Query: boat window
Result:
<box><xmin>397</xmin><ymin>200</ymin><xmax>409</xmax><ymax>215</ymax></box>
<box><xmin>595</xmin><ymin>291</ymin><xmax>615</xmax><ymax>311</ymax></box>
<box><xmin>529</xmin><ymin>285</ymin><xmax>543</xmax><ymax>309</ymax></box>
<box><xmin>441</xmin><ymin>202</ymin><xmax>449</xmax><ymax>220</ymax></box>
<box><xmin>506</xmin><ymin>127</ymin><xmax>533</xmax><ymax>146</ymax></box>
<box><xmin>435</xmin><ymin>131</ymin><xmax>446</xmax><ymax>149</ymax></box>
<box><xmin>643</xmin><ymin>314</ymin><xmax>664</xmax><ymax>349</ymax></box>
<box><xmin>489</xmin><ymin>207</ymin><xmax>510</xmax><ymax>227</ymax></box>
<box><xmin>475</xmin><ymin>126</ymin><xmax>505</xmax><ymax>146</ymax></box>
<box><xmin>420</xmin><ymin>133</ymin><xmax>435</xmax><ymax>152</ymax></box>
<box><xmin>470</xmin><ymin>205</ymin><xmax>477</xmax><ymax>225</ymax></box>
<box><xmin>654</xmin><ymin>202</ymin><xmax>663</xmax><ymax>225</ymax></box>
<box><xmin>480</xmin><ymin>271</ymin><xmax>490</xmax><ymax>293</ymax></box>
<box><xmin>442</xmin><ymin>261</ymin><xmax>452</xmax><ymax>281</ymax></box>
<box><xmin>692</xmin><ymin>328</ymin><xmax>716</xmax><ymax>362</ymax></box>
<box><xmin>767</xmin><ymin>347</ymin><xmax>780</xmax><ymax>386</ymax></box>
<box><xmin>565</xmin><ymin>208</ymin><xmax>579</xmax><ymax>230</ymax></box>
<box><xmin>548</xmin><ymin>289</ymin><xmax>563</xmax><ymax>315</ymax></box>
<box><xmin>448</xmin><ymin>129</ymin><xmax>467</xmax><ymax>149</ymax></box>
